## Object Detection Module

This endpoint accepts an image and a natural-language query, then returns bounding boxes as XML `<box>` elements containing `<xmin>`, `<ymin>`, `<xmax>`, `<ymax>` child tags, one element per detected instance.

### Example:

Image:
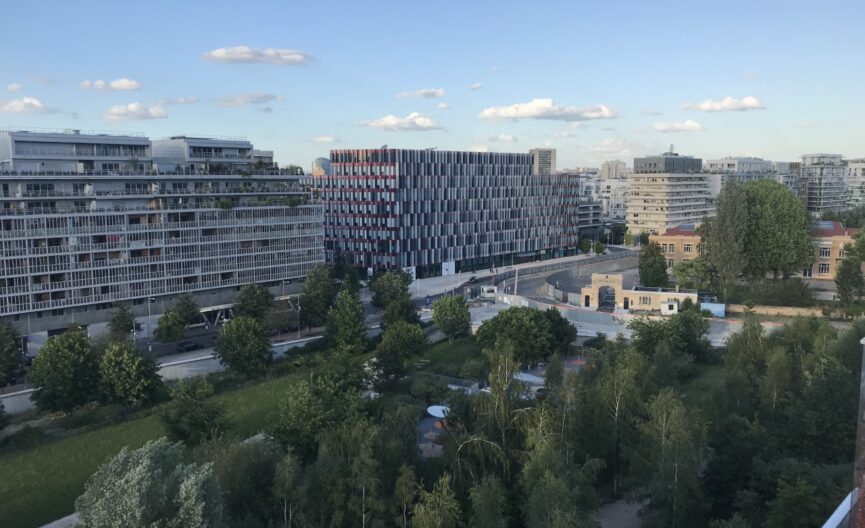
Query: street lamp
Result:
<box><xmin>147</xmin><ymin>296</ymin><xmax>156</xmax><ymax>352</ymax></box>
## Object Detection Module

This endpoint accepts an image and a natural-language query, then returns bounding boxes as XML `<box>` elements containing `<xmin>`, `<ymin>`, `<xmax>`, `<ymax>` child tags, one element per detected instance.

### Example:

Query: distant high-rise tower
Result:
<box><xmin>599</xmin><ymin>160</ymin><xmax>630</xmax><ymax>180</ymax></box>
<box><xmin>799</xmin><ymin>154</ymin><xmax>847</xmax><ymax>215</ymax></box>
<box><xmin>530</xmin><ymin>148</ymin><xmax>556</xmax><ymax>175</ymax></box>
<box><xmin>311</xmin><ymin>157</ymin><xmax>331</xmax><ymax>177</ymax></box>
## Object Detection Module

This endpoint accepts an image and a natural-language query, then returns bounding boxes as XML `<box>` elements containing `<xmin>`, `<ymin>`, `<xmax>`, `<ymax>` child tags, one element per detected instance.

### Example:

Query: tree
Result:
<box><xmin>154</xmin><ymin>311</ymin><xmax>185</xmax><ymax>342</ymax></box>
<box><xmin>327</xmin><ymin>288</ymin><xmax>368</xmax><ymax>354</ymax></box>
<box><xmin>75</xmin><ymin>438</ymin><xmax>226</xmax><ymax>528</ymax></box>
<box><xmin>274</xmin><ymin>451</ymin><xmax>303</xmax><ymax>528</ymax></box>
<box><xmin>701</xmin><ymin>183</ymin><xmax>748</xmax><ymax>299</ymax></box>
<box><xmin>0</xmin><ymin>401</ymin><xmax>9</xmax><ymax>431</ymax></box>
<box><xmin>215</xmin><ymin>316</ymin><xmax>272</xmax><ymax>378</ymax></box>
<box><xmin>763</xmin><ymin>478</ymin><xmax>821</xmax><ymax>528</ymax></box>
<box><xmin>835</xmin><ymin>246</ymin><xmax>863</xmax><ymax>306</ymax></box>
<box><xmin>412</xmin><ymin>473</ymin><xmax>461</xmax><ymax>528</ymax></box>
<box><xmin>579</xmin><ymin>238</ymin><xmax>593</xmax><ymax>253</ymax></box>
<box><xmin>593</xmin><ymin>241</ymin><xmax>606</xmax><ymax>255</ymax></box>
<box><xmin>233</xmin><ymin>283</ymin><xmax>274</xmax><ymax>320</ymax></box>
<box><xmin>639</xmin><ymin>242</ymin><xmax>669</xmax><ymax>287</ymax></box>
<box><xmin>301</xmin><ymin>266</ymin><xmax>335</xmax><ymax>330</ymax></box>
<box><xmin>107</xmin><ymin>303</ymin><xmax>135</xmax><ymax>342</ymax></box>
<box><xmin>369</xmin><ymin>270</ymin><xmax>412</xmax><ymax>308</ymax></box>
<box><xmin>544</xmin><ymin>307</ymin><xmax>576</xmax><ymax>355</ymax></box>
<box><xmin>382</xmin><ymin>296</ymin><xmax>420</xmax><ymax>328</ymax></box>
<box><xmin>173</xmin><ymin>294</ymin><xmax>201</xmax><ymax>327</ymax></box>
<box><xmin>0</xmin><ymin>321</ymin><xmax>23</xmax><ymax>385</ymax></box>
<box><xmin>672</xmin><ymin>257</ymin><xmax>714</xmax><ymax>292</ymax></box>
<box><xmin>469</xmin><ymin>476</ymin><xmax>508</xmax><ymax>528</ymax></box>
<box><xmin>160</xmin><ymin>378</ymin><xmax>227</xmax><ymax>446</ymax></box>
<box><xmin>29</xmin><ymin>330</ymin><xmax>100</xmax><ymax>413</ymax></box>
<box><xmin>394</xmin><ymin>464</ymin><xmax>418</xmax><ymax>528</ymax></box>
<box><xmin>476</xmin><ymin>306</ymin><xmax>553</xmax><ymax>365</ymax></box>
<box><xmin>374</xmin><ymin>322</ymin><xmax>427</xmax><ymax>384</ymax></box>
<box><xmin>432</xmin><ymin>295</ymin><xmax>471</xmax><ymax>341</ymax></box>
<box><xmin>99</xmin><ymin>340</ymin><xmax>161</xmax><ymax>407</ymax></box>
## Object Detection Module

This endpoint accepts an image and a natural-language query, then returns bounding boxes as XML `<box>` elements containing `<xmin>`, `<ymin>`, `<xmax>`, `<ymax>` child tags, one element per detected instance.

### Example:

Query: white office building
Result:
<box><xmin>153</xmin><ymin>136</ymin><xmax>256</xmax><ymax>173</ymax></box>
<box><xmin>847</xmin><ymin>159</ymin><xmax>865</xmax><ymax>207</ymax></box>
<box><xmin>703</xmin><ymin>156</ymin><xmax>775</xmax><ymax>196</ymax></box>
<box><xmin>530</xmin><ymin>148</ymin><xmax>556</xmax><ymax>176</ymax></box>
<box><xmin>599</xmin><ymin>160</ymin><xmax>630</xmax><ymax>180</ymax></box>
<box><xmin>772</xmin><ymin>161</ymin><xmax>802</xmax><ymax>196</ymax></box>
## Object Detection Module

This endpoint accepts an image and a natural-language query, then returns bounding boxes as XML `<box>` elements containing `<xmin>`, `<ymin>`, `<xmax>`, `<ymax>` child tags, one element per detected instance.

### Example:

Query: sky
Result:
<box><xmin>1</xmin><ymin>0</ymin><xmax>863</xmax><ymax>169</ymax></box>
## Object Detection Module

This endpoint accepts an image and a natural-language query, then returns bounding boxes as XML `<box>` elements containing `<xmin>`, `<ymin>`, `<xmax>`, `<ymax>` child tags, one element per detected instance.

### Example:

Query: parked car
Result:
<box><xmin>176</xmin><ymin>341</ymin><xmax>203</xmax><ymax>353</ymax></box>
<box><xmin>467</xmin><ymin>276</ymin><xmax>478</xmax><ymax>284</ymax></box>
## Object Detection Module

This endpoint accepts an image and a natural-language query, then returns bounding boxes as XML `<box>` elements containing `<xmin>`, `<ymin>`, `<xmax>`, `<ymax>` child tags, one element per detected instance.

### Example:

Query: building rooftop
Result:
<box><xmin>657</xmin><ymin>224</ymin><xmax>698</xmax><ymax>237</ymax></box>
<box><xmin>812</xmin><ymin>220</ymin><xmax>860</xmax><ymax>238</ymax></box>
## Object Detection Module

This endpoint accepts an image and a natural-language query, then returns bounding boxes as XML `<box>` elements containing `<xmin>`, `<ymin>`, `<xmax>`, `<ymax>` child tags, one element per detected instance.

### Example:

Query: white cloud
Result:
<box><xmin>489</xmin><ymin>133</ymin><xmax>517</xmax><ymax>143</ymax></box>
<box><xmin>479</xmin><ymin>98</ymin><xmax>617</xmax><ymax>122</ymax></box>
<box><xmin>470</xmin><ymin>145</ymin><xmax>489</xmax><ymax>152</ymax></box>
<box><xmin>396</xmin><ymin>88</ymin><xmax>445</xmax><ymax>99</ymax></box>
<box><xmin>104</xmin><ymin>102</ymin><xmax>167</xmax><ymax>121</ymax></box>
<box><xmin>467</xmin><ymin>82</ymin><xmax>483</xmax><ymax>90</ymax></box>
<box><xmin>80</xmin><ymin>78</ymin><xmax>142</xmax><ymax>91</ymax></box>
<box><xmin>360</xmin><ymin>112</ymin><xmax>442</xmax><ymax>132</ymax></box>
<box><xmin>203</xmin><ymin>46</ymin><xmax>312</xmax><ymax>65</ymax></box>
<box><xmin>0</xmin><ymin>97</ymin><xmax>45</xmax><ymax>113</ymax></box>
<box><xmin>157</xmin><ymin>97</ymin><xmax>199</xmax><ymax>105</ymax></box>
<box><xmin>219</xmin><ymin>93</ymin><xmax>284</xmax><ymax>107</ymax></box>
<box><xmin>437</xmin><ymin>102</ymin><xmax>449</xmax><ymax>110</ymax></box>
<box><xmin>683</xmin><ymin>96</ymin><xmax>765</xmax><ymax>112</ymax></box>
<box><xmin>312</xmin><ymin>136</ymin><xmax>338</xmax><ymax>143</ymax></box>
<box><xmin>7</xmin><ymin>83</ymin><xmax>22</xmax><ymax>92</ymax></box>
<box><xmin>653</xmin><ymin>120</ymin><xmax>703</xmax><ymax>133</ymax></box>
<box><xmin>583</xmin><ymin>138</ymin><xmax>635</xmax><ymax>157</ymax></box>
<box><xmin>555</xmin><ymin>131</ymin><xmax>572</xmax><ymax>138</ymax></box>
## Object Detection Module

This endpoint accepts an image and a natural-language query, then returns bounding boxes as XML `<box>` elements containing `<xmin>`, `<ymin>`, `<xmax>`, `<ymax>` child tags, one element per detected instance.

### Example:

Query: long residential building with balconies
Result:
<box><xmin>0</xmin><ymin>167</ymin><xmax>324</xmax><ymax>353</ymax></box>
<box><xmin>0</xmin><ymin>127</ymin><xmax>152</xmax><ymax>172</ymax></box>
<box><xmin>318</xmin><ymin>148</ymin><xmax>600</xmax><ymax>278</ymax></box>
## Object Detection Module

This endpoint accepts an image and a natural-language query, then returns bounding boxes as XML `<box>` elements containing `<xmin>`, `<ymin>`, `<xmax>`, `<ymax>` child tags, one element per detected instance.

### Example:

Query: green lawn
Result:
<box><xmin>0</xmin><ymin>369</ymin><xmax>308</xmax><ymax>528</ymax></box>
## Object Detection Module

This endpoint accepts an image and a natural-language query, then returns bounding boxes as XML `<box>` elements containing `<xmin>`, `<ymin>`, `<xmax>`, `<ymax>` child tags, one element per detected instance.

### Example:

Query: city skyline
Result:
<box><xmin>1</xmin><ymin>0</ymin><xmax>863</xmax><ymax>168</ymax></box>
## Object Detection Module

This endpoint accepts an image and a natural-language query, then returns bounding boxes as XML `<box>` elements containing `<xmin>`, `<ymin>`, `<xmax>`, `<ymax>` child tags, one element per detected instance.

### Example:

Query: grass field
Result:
<box><xmin>0</xmin><ymin>368</ymin><xmax>308</xmax><ymax>528</ymax></box>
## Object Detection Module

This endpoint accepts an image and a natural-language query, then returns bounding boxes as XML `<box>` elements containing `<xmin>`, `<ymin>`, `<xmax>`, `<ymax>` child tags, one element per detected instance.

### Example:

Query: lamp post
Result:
<box><xmin>297</xmin><ymin>296</ymin><xmax>302</xmax><ymax>339</ymax></box>
<box><xmin>147</xmin><ymin>296</ymin><xmax>156</xmax><ymax>352</ymax></box>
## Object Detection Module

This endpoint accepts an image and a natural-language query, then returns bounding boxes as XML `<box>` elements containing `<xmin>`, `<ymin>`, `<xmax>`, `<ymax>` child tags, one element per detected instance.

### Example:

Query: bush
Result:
<box><xmin>458</xmin><ymin>359</ymin><xmax>487</xmax><ymax>380</ymax></box>
<box><xmin>410</xmin><ymin>373</ymin><xmax>449</xmax><ymax>404</ymax></box>
<box><xmin>727</xmin><ymin>279</ymin><xmax>816</xmax><ymax>307</ymax></box>
<box><xmin>0</xmin><ymin>425</ymin><xmax>50</xmax><ymax>451</ymax></box>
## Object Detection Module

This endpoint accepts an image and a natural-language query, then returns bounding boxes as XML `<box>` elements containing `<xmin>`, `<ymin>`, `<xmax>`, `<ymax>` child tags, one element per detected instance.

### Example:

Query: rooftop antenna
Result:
<box><xmin>669</xmin><ymin>144</ymin><xmax>674</xmax><ymax>154</ymax></box>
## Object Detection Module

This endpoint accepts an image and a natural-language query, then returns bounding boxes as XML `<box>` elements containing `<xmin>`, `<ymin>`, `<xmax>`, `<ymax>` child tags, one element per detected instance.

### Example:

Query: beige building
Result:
<box><xmin>649</xmin><ymin>224</ymin><xmax>704</xmax><ymax>270</ymax></box>
<box><xmin>626</xmin><ymin>151</ymin><xmax>713</xmax><ymax>235</ymax></box>
<box><xmin>579</xmin><ymin>273</ymin><xmax>698</xmax><ymax>314</ymax></box>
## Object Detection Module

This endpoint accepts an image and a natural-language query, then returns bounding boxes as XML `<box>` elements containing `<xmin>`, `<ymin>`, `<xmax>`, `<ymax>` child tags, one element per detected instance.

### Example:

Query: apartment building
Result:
<box><xmin>773</xmin><ymin>161</ymin><xmax>802</xmax><ymax>196</ymax></box>
<box><xmin>626</xmin><ymin>150</ymin><xmax>713</xmax><ymax>235</ymax></box>
<box><xmin>0</xmin><ymin>127</ymin><xmax>152</xmax><ymax>172</ymax></box>
<box><xmin>799</xmin><ymin>154</ymin><xmax>848</xmax><ymax>215</ymax></box>
<box><xmin>649</xmin><ymin>224</ymin><xmax>703</xmax><ymax>270</ymax></box>
<box><xmin>578</xmin><ymin>173</ymin><xmax>628</xmax><ymax>222</ymax></box>
<box><xmin>801</xmin><ymin>221</ymin><xmax>859</xmax><ymax>280</ymax></box>
<box><xmin>0</xmin><ymin>168</ymin><xmax>323</xmax><ymax>353</ymax></box>
<box><xmin>152</xmin><ymin>135</ymin><xmax>256</xmax><ymax>173</ymax></box>
<box><xmin>703</xmin><ymin>156</ymin><xmax>775</xmax><ymax>196</ymax></box>
<box><xmin>530</xmin><ymin>148</ymin><xmax>556</xmax><ymax>176</ymax></box>
<box><xmin>319</xmin><ymin>148</ymin><xmax>599</xmax><ymax>278</ymax></box>
<box><xmin>599</xmin><ymin>160</ymin><xmax>630</xmax><ymax>180</ymax></box>
<box><xmin>848</xmin><ymin>159</ymin><xmax>865</xmax><ymax>207</ymax></box>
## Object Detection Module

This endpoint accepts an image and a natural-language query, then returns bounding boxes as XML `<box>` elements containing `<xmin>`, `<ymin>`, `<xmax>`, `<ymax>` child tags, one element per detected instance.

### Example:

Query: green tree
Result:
<box><xmin>672</xmin><ymin>257</ymin><xmax>714</xmax><ymax>292</ymax></box>
<box><xmin>160</xmin><ymin>378</ymin><xmax>227</xmax><ymax>446</ymax></box>
<box><xmin>107</xmin><ymin>303</ymin><xmax>135</xmax><ymax>342</ymax></box>
<box><xmin>394</xmin><ymin>464</ymin><xmax>418</xmax><ymax>528</ymax></box>
<box><xmin>432</xmin><ymin>295</ymin><xmax>471</xmax><ymax>341</ymax></box>
<box><xmin>29</xmin><ymin>330</ymin><xmax>100</xmax><ymax>413</ymax></box>
<box><xmin>0</xmin><ymin>321</ymin><xmax>23</xmax><ymax>385</ymax></box>
<box><xmin>835</xmin><ymin>245</ymin><xmax>863</xmax><ymax>306</ymax></box>
<box><xmin>701</xmin><ymin>183</ymin><xmax>748</xmax><ymax>299</ymax></box>
<box><xmin>639</xmin><ymin>242</ymin><xmax>669</xmax><ymax>287</ymax></box>
<box><xmin>327</xmin><ymin>288</ymin><xmax>368</xmax><ymax>354</ymax></box>
<box><xmin>233</xmin><ymin>283</ymin><xmax>274</xmax><ymax>320</ymax></box>
<box><xmin>154</xmin><ymin>311</ymin><xmax>185</xmax><ymax>342</ymax></box>
<box><xmin>763</xmin><ymin>478</ymin><xmax>821</xmax><ymax>528</ymax></box>
<box><xmin>0</xmin><ymin>401</ymin><xmax>9</xmax><ymax>431</ymax></box>
<box><xmin>374</xmin><ymin>322</ymin><xmax>427</xmax><ymax>384</ymax></box>
<box><xmin>99</xmin><ymin>340</ymin><xmax>161</xmax><ymax>407</ymax></box>
<box><xmin>215</xmin><ymin>316</ymin><xmax>272</xmax><ymax>378</ymax></box>
<box><xmin>75</xmin><ymin>438</ymin><xmax>226</xmax><ymax>528</ymax></box>
<box><xmin>274</xmin><ymin>451</ymin><xmax>303</xmax><ymax>528</ymax></box>
<box><xmin>300</xmin><ymin>266</ymin><xmax>336</xmax><ymax>330</ymax></box>
<box><xmin>593</xmin><ymin>241</ymin><xmax>606</xmax><ymax>255</ymax></box>
<box><xmin>544</xmin><ymin>307</ymin><xmax>576</xmax><ymax>355</ymax></box>
<box><xmin>469</xmin><ymin>476</ymin><xmax>508</xmax><ymax>528</ymax></box>
<box><xmin>173</xmin><ymin>294</ymin><xmax>201</xmax><ymax>327</ymax></box>
<box><xmin>369</xmin><ymin>269</ymin><xmax>412</xmax><ymax>308</ymax></box>
<box><xmin>382</xmin><ymin>296</ymin><xmax>420</xmax><ymax>328</ymax></box>
<box><xmin>476</xmin><ymin>306</ymin><xmax>553</xmax><ymax>365</ymax></box>
<box><xmin>412</xmin><ymin>473</ymin><xmax>461</xmax><ymax>528</ymax></box>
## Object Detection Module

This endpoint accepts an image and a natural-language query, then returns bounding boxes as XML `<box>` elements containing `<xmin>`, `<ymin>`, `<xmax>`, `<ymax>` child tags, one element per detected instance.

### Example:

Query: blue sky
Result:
<box><xmin>1</xmin><ymin>0</ymin><xmax>863</xmax><ymax>169</ymax></box>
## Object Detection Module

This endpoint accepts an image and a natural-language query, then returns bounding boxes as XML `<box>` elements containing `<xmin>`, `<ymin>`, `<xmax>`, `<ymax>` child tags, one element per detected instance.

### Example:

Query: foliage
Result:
<box><xmin>476</xmin><ymin>306</ymin><xmax>553</xmax><ymax>365</ymax></box>
<box><xmin>274</xmin><ymin>451</ymin><xmax>303</xmax><ymax>528</ymax></box>
<box><xmin>99</xmin><ymin>340</ymin><xmax>162</xmax><ymax>407</ymax></box>
<box><xmin>409</xmin><ymin>373</ymin><xmax>450</xmax><ymax>404</ymax></box>
<box><xmin>374</xmin><ymin>321</ymin><xmax>427</xmax><ymax>385</ymax></box>
<box><xmin>107</xmin><ymin>303</ymin><xmax>135</xmax><ymax>342</ymax></box>
<box><xmin>0</xmin><ymin>321</ymin><xmax>23</xmax><ymax>385</ymax></box>
<box><xmin>154</xmin><ymin>311</ymin><xmax>186</xmax><ymax>342</ymax></box>
<box><xmin>326</xmin><ymin>288</ymin><xmax>368</xmax><ymax>354</ymax></box>
<box><xmin>593</xmin><ymin>241</ymin><xmax>606</xmax><ymax>255</ymax></box>
<box><xmin>725</xmin><ymin>278</ymin><xmax>816</xmax><ymax>307</ymax></box>
<box><xmin>75</xmin><ymin>438</ymin><xmax>226</xmax><ymax>528</ymax></box>
<box><xmin>413</xmin><ymin>473</ymin><xmax>461</xmax><ymax>528</ymax></box>
<box><xmin>835</xmin><ymin>245</ymin><xmax>863</xmax><ymax>306</ymax></box>
<box><xmin>579</xmin><ymin>238</ymin><xmax>593</xmax><ymax>253</ymax></box>
<box><xmin>233</xmin><ymin>283</ymin><xmax>274</xmax><ymax>320</ymax></box>
<box><xmin>29</xmin><ymin>330</ymin><xmax>100</xmax><ymax>413</ymax></box>
<box><xmin>369</xmin><ymin>269</ymin><xmax>413</xmax><ymax>308</ymax></box>
<box><xmin>639</xmin><ymin>242</ymin><xmax>669</xmax><ymax>287</ymax></box>
<box><xmin>173</xmin><ymin>294</ymin><xmax>201</xmax><ymax>327</ymax></box>
<box><xmin>300</xmin><ymin>266</ymin><xmax>336</xmax><ymax>329</ymax></box>
<box><xmin>672</xmin><ymin>257</ymin><xmax>714</xmax><ymax>292</ymax></box>
<box><xmin>544</xmin><ymin>307</ymin><xmax>577</xmax><ymax>355</ymax></box>
<box><xmin>459</xmin><ymin>358</ymin><xmax>487</xmax><ymax>380</ymax></box>
<box><xmin>383</xmin><ymin>296</ymin><xmax>420</xmax><ymax>328</ymax></box>
<box><xmin>0</xmin><ymin>401</ymin><xmax>9</xmax><ymax>431</ymax></box>
<box><xmin>823</xmin><ymin>205</ymin><xmax>865</xmax><ymax>228</ymax></box>
<box><xmin>432</xmin><ymin>295</ymin><xmax>471</xmax><ymax>341</ymax></box>
<box><xmin>215</xmin><ymin>316</ymin><xmax>272</xmax><ymax>378</ymax></box>
<box><xmin>469</xmin><ymin>476</ymin><xmax>508</xmax><ymax>528</ymax></box>
<box><xmin>159</xmin><ymin>378</ymin><xmax>227</xmax><ymax>446</ymax></box>
<box><xmin>700</xmin><ymin>183</ymin><xmax>748</xmax><ymax>299</ymax></box>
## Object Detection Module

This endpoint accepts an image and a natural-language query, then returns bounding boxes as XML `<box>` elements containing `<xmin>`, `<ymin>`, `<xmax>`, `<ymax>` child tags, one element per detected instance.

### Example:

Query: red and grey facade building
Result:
<box><xmin>317</xmin><ymin>148</ymin><xmax>600</xmax><ymax>278</ymax></box>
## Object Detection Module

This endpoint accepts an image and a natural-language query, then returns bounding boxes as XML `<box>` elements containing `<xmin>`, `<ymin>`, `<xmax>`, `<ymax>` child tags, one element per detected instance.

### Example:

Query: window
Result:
<box><xmin>819</xmin><ymin>247</ymin><xmax>831</xmax><ymax>258</ymax></box>
<box><xmin>818</xmin><ymin>263</ymin><xmax>830</xmax><ymax>275</ymax></box>
<box><xmin>639</xmin><ymin>296</ymin><xmax>651</xmax><ymax>305</ymax></box>
<box><xmin>802</xmin><ymin>267</ymin><xmax>812</xmax><ymax>277</ymax></box>
<box><xmin>697</xmin><ymin>244</ymin><xmax>706</xmax><ymax>255</ymax></box>
<box><xmin>840</xmin><ymin>247</ymin><xmax>845</xmax><ymax>259</ymax></box>
<box><xmin>667</xmin><ymin>259</ymin><xmax>674</xmax><ymax>269</ymax></box>
<box><xmin>683</xmin><ymin>243</ymin><xmax>693</xmax><ymax>254</ymax></box>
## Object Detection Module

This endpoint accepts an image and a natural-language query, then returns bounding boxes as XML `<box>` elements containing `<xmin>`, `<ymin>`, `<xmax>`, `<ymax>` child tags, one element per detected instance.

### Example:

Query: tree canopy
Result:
<box><xmin>639</xmin><ymin>242</ymin><xmax>669</xmax><ymax>287</ymax></box>
<box><xmin>432</xmin><ymin>295</ymin><xmax>471</xmax><ymax>341</ymax></box>
<box><xmin>29</xmin><ymin>329</ymin><xmax>100</xmax><ymax>413</ymax></box>
<box><xmin>215</xmin><ymin>315</ymin><xmax>272</xmax><ymax>378</ymax></box>
<box><xmin>99</xmin><ymin>340</ymin><xmax>162</xmax><ymax>407</ymax></box>
<box><xmin>233</xmin><ymin>283</ymin><xmax>274</xmax><ymax>320</ymax></box>
<box><xmin>476</xmin><ymin>306</ymin><xmax>554</xmax><ymax>364</ymax></box>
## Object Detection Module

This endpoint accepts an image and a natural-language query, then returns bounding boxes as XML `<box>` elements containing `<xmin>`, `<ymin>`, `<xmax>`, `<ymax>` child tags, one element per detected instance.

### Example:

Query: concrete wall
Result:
<box><xmin>726</xmin><ymin>304</ymin><xmax>829</xmax><ymax>318</ymax></box>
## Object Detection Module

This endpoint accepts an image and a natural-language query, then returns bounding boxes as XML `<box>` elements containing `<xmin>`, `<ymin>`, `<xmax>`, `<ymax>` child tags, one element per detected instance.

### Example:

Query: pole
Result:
<box><xmin>297</xmin><ymin>296</ymin><xmax>301</xmax><ymax>339</ymax></box>
<box><xmin>514</xmin><ymin>267</ymin><xmax>519</xmax><ymax>296</ymax></box>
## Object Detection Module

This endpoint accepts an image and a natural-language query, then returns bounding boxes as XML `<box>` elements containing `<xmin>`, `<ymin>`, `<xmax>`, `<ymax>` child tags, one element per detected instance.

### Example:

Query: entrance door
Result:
<box><xmin>623</xmin><ymin>297</ymin><xmax>629</xmax><ymax>310</ymax></box>
<box><xmin>584</xmin><ymin>295</ymin><xmax>590</xmax><ymax>307</ymax></box>
<box><xmin>598</xmin><ymin>286</ymin><xmax>616</xmax><ymax>312</ymax></box>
